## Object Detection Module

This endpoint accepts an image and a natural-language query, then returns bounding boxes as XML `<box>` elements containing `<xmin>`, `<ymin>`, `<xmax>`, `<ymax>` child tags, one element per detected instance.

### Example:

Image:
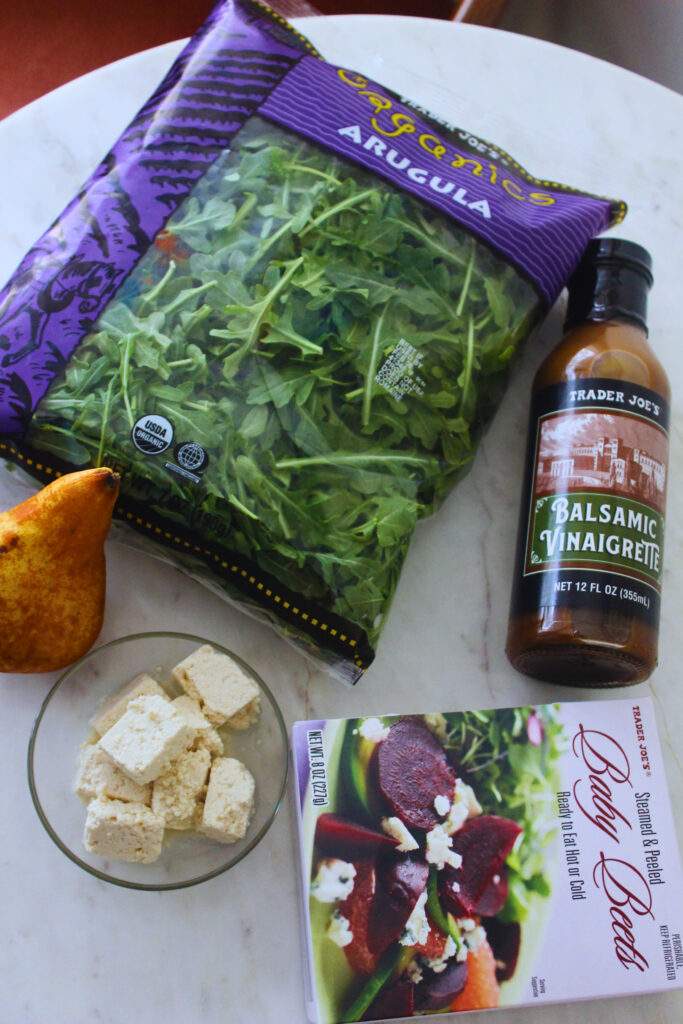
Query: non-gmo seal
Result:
<box><xmin>174</xmin><ymin>441</ymin><xmax>209</xmax><ymax>474</ymax></box>
<box><xmin>131</xmin><ymin>414</ymin><xmax>174</xmax><ymax>455</ymax></box>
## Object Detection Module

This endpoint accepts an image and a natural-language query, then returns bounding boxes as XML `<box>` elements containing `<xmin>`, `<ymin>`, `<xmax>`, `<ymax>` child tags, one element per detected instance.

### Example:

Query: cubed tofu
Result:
<box><xmin>152</xmin><ymin>748</ymin><xmax>211</xmax><ymax>829</ymax></box>
<box><xmin>171</xmin><ymin>645</ymin><xmax>260</xmax><ymax>728</ymax></box>
<box><xmin>170</xmin><ymin>696</ymin><xmax>224</xmax><ymax>757</ymax></box>
<box><xmin>200</xmin><ymin>757</ymin><xmax>255</xmax><ymax>844</ymax></box>
<box><xmin>74</xmin><ymin>743</ymin><xmax>152</xmax><ymax>805</ymax></box>
<box><xmin>90</xmin><ymin>673</ymin><xmax>169</xmax><ymax>736</ymax></box>
<box><xmin>99</xmin><ymin>695</ymin><xmax>195</xmax><ymax>785</ymax></box>
<box><xmin>83</xmin><ymin>797</ymin><xmax>165</xmax><ymax>864</ymax></box>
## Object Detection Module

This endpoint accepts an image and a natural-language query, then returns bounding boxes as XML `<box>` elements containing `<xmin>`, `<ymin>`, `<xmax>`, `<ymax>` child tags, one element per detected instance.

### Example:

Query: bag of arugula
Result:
<box><xmin>0</xmin><ymin>0</ymin><xmax>625</xmax><ymax>683</ymax></box>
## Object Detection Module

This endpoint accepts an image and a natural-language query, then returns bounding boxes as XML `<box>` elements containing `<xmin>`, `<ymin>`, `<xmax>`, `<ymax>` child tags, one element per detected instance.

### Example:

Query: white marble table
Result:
<box><xmin>1</xmin><ymin>14</ymin><xmax>682</xmax><ymax>1024</ymax></box>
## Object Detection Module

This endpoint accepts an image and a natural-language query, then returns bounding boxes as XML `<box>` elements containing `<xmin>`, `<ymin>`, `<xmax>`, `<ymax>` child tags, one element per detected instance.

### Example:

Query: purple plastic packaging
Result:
<box><xmin>0</xmin><ymin>2</ymin><xmax>314</xmax><ymax>432</ymax></box>
<box><xmin>0</xmin><ymin>1</ymin><xmax>626</xmax><ymax>683</ymax></box>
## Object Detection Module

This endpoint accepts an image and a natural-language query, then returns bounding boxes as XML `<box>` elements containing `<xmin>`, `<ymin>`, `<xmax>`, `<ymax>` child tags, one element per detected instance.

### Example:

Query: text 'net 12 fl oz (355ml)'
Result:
<box><xmin>0</xmin><ymin>0</ymin><xmax>625</xmax><ymax>683</ymax></box>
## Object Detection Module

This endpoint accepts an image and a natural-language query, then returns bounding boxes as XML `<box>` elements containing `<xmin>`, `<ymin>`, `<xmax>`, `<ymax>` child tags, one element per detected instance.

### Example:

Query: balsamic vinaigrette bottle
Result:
<box><xmin>506</xmin><ymin>239</ymin><xmax>670</xmax><ymax>686</ymax></box>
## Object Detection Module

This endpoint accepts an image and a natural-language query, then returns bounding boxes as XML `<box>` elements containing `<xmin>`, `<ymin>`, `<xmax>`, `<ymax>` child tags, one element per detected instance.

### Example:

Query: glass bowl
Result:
<box><xmin>28</xmin><ymin>632</ymin><xmax>288</xmax><ymax>891</ymax></box>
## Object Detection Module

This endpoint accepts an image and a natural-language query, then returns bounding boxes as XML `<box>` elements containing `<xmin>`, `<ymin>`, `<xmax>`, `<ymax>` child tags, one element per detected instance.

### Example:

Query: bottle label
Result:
<box><xmin>518</xmin><ymin>377</ymin><xmax>669</xmax><ymax>628</ymax></box>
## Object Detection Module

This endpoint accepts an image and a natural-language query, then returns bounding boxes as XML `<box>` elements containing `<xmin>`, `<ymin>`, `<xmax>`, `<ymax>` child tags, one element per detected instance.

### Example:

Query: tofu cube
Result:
<box><xmin>200</xmin><ymin>757</ymin><xmax>255</xmax><ymax>844</ymax></box>
<box><xmin>99</xmin><ymin>694</ymin><xmax>195</xmax><ymax>785</ymax></box>
<box><xmin>171</xmin><ymin>646</ymin><xmax>260</xmax><ymax>728</ymax></box>
<box><xmin>83</xmin><ymin>797</ymin><xmax>165</xmax><ymax>864</ymax></box>
<box><xmin>170</xmin><ymin>696</ymin><xmax>224</xmax><ymax>757</ymax></box>
<box><xmin>90</xmin><ymin>673</ymin><xmax>169</xmax><ymax>736</ymax></box>
<box><xmin>74</xmin><ymin>743</ymin><xmax>152</xmax><ymax>805</ymax></box>
<box><xmin>152</xmin><ymin>748</ymin><xmax>211</xmax><ymax>829</ymax></box>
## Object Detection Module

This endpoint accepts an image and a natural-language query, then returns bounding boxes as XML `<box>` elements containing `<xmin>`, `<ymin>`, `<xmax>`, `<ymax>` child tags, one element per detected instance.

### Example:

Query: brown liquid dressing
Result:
<box><xmin>506</xmin><ymin>242</ymin><xmax>670</xmax><ymax>686</ymax></box>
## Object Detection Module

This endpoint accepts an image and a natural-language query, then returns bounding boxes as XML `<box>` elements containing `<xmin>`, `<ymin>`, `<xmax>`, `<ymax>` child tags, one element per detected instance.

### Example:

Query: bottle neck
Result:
<box><xmin>564</xmin><ymin>262</ymin><xmax>650</xmax><ymax>334</ymax></box>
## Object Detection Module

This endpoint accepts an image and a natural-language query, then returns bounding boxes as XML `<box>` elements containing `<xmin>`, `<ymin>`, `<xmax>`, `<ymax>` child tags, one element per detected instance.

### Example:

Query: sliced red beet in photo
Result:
<box><xmin>314</xmin><ymin>813</ymin><xmax>399</xmax><ymax>857</ymax></box>
<box><xmin>414</xmin><ymin>958</ymin><xmax>469</xmax><ymax>1011</ymax></box>
<box><xmin>339</xmin><ymin>858</ymin><xmax>380</xmax><ymax>976</ymax></box>
<box><xmin>377</xmin><ymin>717</ymin><xmax>456</xmax><ymax>830</ymax></box>
<box><xmin>484</xmin><ymin>918</ymin><xmax>522</xmax><ymax>982</ymax></box>
<box><xmin>368</xmin><ymin>852</ymin><xmax>429</xmax><ymax>954</ymax></box>
<box><xmin>471</xmin><ymin>869</ymin><xmax>509</xmax><ymax>918</ymax></box>
<box><xmin>363</xmin><ymin>980</ymin><xmax>414</xmax><ymax>1021</ymax></box>
<box><xmin>440</xmin><ymin>866</ymin><xmax>465</xmax><ymax>916</ymax></box>
<box><xmin>440</xmin><ymin>815</ymin><xmax>522</xmax><ymax>916</ymax></box>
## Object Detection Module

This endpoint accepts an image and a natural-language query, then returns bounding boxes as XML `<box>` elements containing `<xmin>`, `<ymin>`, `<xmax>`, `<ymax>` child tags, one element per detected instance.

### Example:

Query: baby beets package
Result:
<box><xmin>291</xmin><ymin>697</ymin><xmax>683</xmax><ymax>1021</ymax></box>
<box><xmin>0</xmin><ymin>0</ymin><xmax>625</xmax><ymax>683</ymax></box>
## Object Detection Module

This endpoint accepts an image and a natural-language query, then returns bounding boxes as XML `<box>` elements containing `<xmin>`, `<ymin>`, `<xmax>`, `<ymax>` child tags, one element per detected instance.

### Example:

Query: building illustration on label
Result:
<box><xmin>535</xmin><ymin>411</ymin><xmax>667</xmax><ymax>512</ymax></box>
<box><xmin>525</xmin><ymin>407</ymin><xmax>669</xmax><ymax>593</ymax></box>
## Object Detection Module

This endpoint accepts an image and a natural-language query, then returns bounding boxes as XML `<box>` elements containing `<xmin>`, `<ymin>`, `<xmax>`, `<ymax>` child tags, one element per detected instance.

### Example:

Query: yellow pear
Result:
<box><xmin>0</xmin><ymin>467</ymin><xmax>120</xmax><ymax>673</ymax></box>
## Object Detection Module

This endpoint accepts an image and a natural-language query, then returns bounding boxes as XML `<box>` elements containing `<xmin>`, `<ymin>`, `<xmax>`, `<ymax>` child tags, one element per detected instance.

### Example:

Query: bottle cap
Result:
<box><xmin>564</xmin><ymin>238</ymin><xmax>653</xmax><ymax>332</ymax></box>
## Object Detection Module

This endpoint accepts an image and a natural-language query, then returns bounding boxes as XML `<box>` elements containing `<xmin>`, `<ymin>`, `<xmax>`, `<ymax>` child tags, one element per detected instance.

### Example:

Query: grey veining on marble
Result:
<box><xmin>0</xmin><ymin>16</ymin><xmax>681</xmax><ymax>1024</ymax></box>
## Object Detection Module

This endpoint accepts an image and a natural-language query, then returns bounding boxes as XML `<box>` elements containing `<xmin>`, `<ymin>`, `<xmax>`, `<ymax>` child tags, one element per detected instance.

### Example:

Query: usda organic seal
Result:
<box><xmin>131</xmin><ymin>414</ymin><xmax>174</xmax><ymax>455</ymax></box>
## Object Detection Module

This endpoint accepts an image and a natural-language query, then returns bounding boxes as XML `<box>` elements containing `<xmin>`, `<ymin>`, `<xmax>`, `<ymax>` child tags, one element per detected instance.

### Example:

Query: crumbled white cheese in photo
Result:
<box><xmin>426</xmin><ymin>824</ymin><xmax>463</xmax><ymax>870</ymax></box>
<box><xmin>458</xmin><ymin>778</ymin><xmax>482</xmax><ymax>815</ymax></box>
<box><xmin>326</xmin><ymin>910</ymin><xmax>353</xmax><ymax>948</ymax></box>
<box><xmin>464</xmin><ymin>924</ymin><xmax>487</xmax><ymax>953</ymax></box>
<box><xmin>443</xmin><ymin>800</ymin><xmax>468</xmax><ymax>836</ymax></box>
<box><xmin>425</xmin><ymin>935</ymin><xmax>458</xmax><ymax>973</ymax></box>
<box><xmin>400</xmin><ymin>890</ymin><xmax>429</xmax><ymax>947</ymax></box>
<box><xmin>311</xmin><ymin>858</ymin><xmax>357</xmax><ymax>903</ymax></box>
<box><xmin>358</xmin><ymin>717</ymin><xmax>389</xmax><ymax>743</ymax></box>
<box><xmin>381</xmin><ymin>816</ymin><xmax>419</xmax><ymax>852</ymax></box>
<box><xmin>457</xmin><ymin>916</ymin><xmax>487</xmax><ymax>955</ymax></box>
<box><xmin>434</xmin><ymin>793</ymin><xmax>451</xmax><ymax>817</ymax></box>
<box><xmin>443</xmin><ymin>778</ymin><xmax>482</xmax><ymax>835</ymax></box>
